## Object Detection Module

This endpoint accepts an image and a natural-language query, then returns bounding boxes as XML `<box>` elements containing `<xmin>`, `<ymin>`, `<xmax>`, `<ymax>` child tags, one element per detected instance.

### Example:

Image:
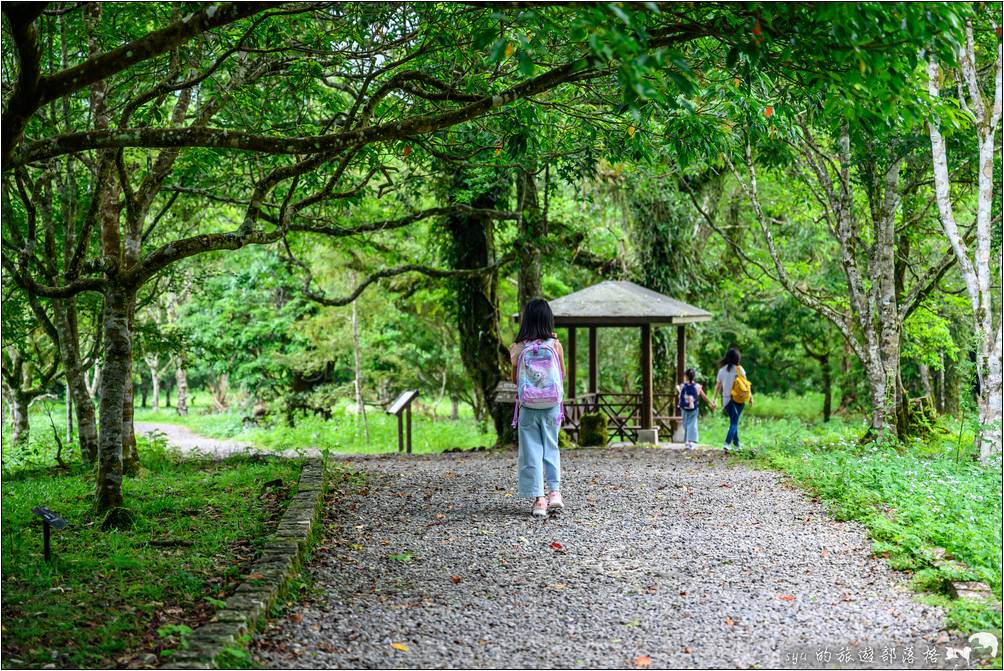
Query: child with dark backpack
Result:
<box><xmin>676</xmin><ymin>368</ymin><xmax>715</xmax><ymax>449</ymax></box>
<box><xmin>510</xmin><ymin>299</ymin><xmax>566</xmax><ymax>518</ymax></box>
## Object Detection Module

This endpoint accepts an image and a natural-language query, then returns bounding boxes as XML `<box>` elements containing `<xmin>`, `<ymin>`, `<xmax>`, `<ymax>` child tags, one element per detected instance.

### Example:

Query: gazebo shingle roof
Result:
<box><xmin>541</xmin><ymin>280</ymin><xmax>712</xmax><ymax>326</ymax></box>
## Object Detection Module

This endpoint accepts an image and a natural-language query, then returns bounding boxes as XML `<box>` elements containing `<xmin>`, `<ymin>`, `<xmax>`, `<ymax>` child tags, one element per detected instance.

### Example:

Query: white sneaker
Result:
<box><xmin>532</xmin><ymin>497</ymin><xmax>548</xmax><ymax>518</ymax></box>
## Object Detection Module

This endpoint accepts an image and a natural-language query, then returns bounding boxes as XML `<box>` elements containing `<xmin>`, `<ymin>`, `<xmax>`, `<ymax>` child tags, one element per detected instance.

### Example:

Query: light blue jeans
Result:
<box><xmin>516</xmin><ymin>405</ymin><xmax>561</xmax><ymax>498</ymax></box>
<box><xmin>682</xmin><ymin>408</ymin><xmax>699</xmax><ymax>443</ymax></box>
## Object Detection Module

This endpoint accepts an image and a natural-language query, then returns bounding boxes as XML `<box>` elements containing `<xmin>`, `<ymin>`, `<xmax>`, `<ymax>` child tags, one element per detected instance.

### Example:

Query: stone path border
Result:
<box><xmin>165</xmin><ymin>458</ymin><xmax>327</xmax><ymax>669</ymax></box>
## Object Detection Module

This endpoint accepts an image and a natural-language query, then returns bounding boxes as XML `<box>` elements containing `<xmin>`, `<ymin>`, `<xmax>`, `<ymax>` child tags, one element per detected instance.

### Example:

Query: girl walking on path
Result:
<box><xmin>676</xmin><ymin>368</ymin><xmax>716</xmax><ymax>449</ymax></box>
<box><xmin>713</xmin><ymin>347</ymin><xmax>753</xmax><ymax>452</ymax></box>
<box><xmin>510</xmin><ymin>299</ymin><xmax>566</xmax><ymax>518</ymax></box>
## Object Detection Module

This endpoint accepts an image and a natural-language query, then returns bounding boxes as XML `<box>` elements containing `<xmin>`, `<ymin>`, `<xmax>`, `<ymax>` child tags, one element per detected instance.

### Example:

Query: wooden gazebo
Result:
<box><xmin>521</xmin><ymin>280</ymin><xmax>712</xmax><ymax>443</ymax></box>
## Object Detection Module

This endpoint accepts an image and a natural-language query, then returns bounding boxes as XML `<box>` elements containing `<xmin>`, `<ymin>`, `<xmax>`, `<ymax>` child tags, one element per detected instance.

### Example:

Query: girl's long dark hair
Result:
<box><xmin>721</xmin><ymin>347</ymin><xmax>741</xmax><ymax>371</ymax></box>
<box><xmin>516</xmin><ymin>298</ymin><xmax>555</xmax><ymax>342</ymax></box>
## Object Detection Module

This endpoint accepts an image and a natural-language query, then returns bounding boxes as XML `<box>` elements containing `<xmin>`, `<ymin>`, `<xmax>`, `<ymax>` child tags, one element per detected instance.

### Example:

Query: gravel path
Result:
<box><xmin>252</xmin><ymin>447</ymin><xmax>950</xmax><ymax>669</ymax></box>
<box><xmin>135</xmin><ymin>422</ymin><xmax>254</xmax><ymax>458</ymax></box>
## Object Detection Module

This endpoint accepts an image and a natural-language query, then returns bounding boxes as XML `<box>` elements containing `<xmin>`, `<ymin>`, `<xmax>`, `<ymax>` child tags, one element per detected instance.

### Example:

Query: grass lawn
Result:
<box><xmin>1</xmin><ymin>432</ymin><xmax>302</xmax><ymax>668</ymax></box>
<box><xmin>132</xmin><ymin>397</ymin><xmax>494</xmax><ymax>456</ymax></box>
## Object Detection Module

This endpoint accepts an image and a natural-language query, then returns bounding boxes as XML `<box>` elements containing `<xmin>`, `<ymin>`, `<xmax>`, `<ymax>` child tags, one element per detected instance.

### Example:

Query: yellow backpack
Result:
<box><xmin>731</xmin><ymin>366</ymin><xmax>751</xmax><ymax>404</ymax></box>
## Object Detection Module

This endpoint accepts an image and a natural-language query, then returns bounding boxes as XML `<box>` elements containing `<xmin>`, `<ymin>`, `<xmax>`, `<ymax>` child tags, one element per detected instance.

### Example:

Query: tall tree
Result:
<box><xmin>926</xmin><ymin>12</ymin><xmax>1003</xmax><ymax>459</ymax></box>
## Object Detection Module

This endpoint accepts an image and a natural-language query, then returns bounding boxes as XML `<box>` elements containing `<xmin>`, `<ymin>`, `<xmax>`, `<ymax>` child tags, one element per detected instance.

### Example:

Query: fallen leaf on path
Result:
<box><xmin>317</xmin><ymin>643</ymin><xmax>337</xmax><ymax>652</ymax></box>
<box><xmin>390</xmin><ymin>643</ymin><xmax>409</xmax><ymax>652</ymax></box>
<box><xmin>435</xmin><ymin>513</ymin><xmax>446</xmax><ymax>519</ymax></box>
<box><xmin>719</xmin><ymin>483</ymin><xmax>732</xmax><ymax>488</ymax></box>
<box><xmin>821</xmin><ymin>549</ymin><xmax>830</xmax><ymax>558</ymax></box>
<box><xmin>289</xmin><ymin>613</ymin><xmax>302</xmax><ymax>623</ymax></box>
<box><xmin>549</xmin><ymin>542</ymin><xmax>563</xmax><ymax>550</ymax></box>
<box><xmin>725</xmin><ymin>616</ymin><xmax>735</xmax><ymax>626</ymax></box>
<box><xmin>634</xmin><ymin>655</ymin><xmax>652</xmax><ymax>668</ymax></box>
<box><xmin>778</xmin><ymin>594</ymin><xmax>796</xmax><ymax>601</ymax></box>
<box><xmin>450</xmin><ymin>575</ymin><xmax>462</xmax><ymax>584</ymax></box>
<box><xmin>682</xmin><ymin>646</ymin><xmax>693</xmax><ymax>654</ymax></box>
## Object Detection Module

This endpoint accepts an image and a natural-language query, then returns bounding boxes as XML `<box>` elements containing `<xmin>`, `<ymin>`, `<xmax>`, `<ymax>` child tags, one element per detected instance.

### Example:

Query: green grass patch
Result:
<box><xmin>133</xmin><ymin>398</ymin><xmax>494</xmax><ymax>455</ymax></box>
<box><xmin>1</xmin><ymin>433</ymin><xmax>301</xmax><ymax>668</ymax></box>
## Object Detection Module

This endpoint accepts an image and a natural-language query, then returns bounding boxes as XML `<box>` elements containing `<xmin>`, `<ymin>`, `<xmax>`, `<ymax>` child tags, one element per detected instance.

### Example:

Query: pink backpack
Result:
<box><xmin>511</xmin><ymin>339</ymin><xmax>564</xmax><ymax>428</ymax></box>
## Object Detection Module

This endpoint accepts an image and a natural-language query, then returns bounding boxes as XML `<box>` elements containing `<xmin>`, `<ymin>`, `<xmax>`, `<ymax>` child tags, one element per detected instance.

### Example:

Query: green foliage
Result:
<box><xmin>179</xmin><ymin>248</ymin><xmax>316</xmax><ymax>407</ymax></box>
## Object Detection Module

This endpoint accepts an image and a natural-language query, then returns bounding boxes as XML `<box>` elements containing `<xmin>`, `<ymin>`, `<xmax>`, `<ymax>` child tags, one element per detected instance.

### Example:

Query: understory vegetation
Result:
<box><xmin>0</xmin><ymin>433</ymin><xmax>301</xmax><ymax>668</ymax></box>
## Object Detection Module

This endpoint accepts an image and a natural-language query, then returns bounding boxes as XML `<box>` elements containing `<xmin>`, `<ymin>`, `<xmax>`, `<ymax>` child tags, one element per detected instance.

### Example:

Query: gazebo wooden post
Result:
<box><xmin>567</xmin><ymin>326</ymin><xmax>577</xmax><ymax>399</ymax></box>
<box><xmin>588</xmin><ymin>326</ymin><xmax>598</xmax><ymax>404</ymax></box>
<box><xmin>640</xmin><ymin>324</ymin><xmax>653</xmax><ymax>431</ymax></box>
<box><xmin>676</xmin><ymin>324</ymin><xmax>686</xmax><ymax>384</ymax></box>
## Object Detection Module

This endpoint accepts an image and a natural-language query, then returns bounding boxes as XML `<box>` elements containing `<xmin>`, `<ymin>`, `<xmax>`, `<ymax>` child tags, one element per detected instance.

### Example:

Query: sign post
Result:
<box><xmin>31</xmin><ymin>507</ymin><xmax>68</xmax><ymax>562</ymax></box>
<box><xmin>385</xmin><ymin>390</ymin><xmax>419</xmax><ymax>454</ymax></box>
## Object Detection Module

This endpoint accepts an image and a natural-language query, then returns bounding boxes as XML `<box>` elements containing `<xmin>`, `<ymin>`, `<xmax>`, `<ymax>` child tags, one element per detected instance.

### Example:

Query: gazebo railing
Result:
<box><xmin>562</xmin><ymin>391</ymin><xmax>680</xmax><ymax>443</ymax></box>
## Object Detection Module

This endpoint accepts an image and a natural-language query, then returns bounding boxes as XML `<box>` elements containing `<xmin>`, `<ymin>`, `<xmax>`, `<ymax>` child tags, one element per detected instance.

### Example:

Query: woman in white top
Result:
<box><xmin>712</xmin><ymin>347</ymin><xmax>753</xmax><ymax>452</ymax></box>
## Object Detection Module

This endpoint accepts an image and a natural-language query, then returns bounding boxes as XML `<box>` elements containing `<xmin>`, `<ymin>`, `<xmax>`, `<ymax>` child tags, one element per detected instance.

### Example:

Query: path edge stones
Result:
<box><xmin>164</xmin><ymin>458</ymin><xmax>327</xmax><ymax>669</ymax></box>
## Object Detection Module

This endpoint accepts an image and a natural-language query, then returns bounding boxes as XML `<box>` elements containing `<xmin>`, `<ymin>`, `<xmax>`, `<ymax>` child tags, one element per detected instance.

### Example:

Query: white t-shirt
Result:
<box><xmin>716</xmin><ymin>365</ymin><xmax>746</xmax><ymax>408</ymax></box>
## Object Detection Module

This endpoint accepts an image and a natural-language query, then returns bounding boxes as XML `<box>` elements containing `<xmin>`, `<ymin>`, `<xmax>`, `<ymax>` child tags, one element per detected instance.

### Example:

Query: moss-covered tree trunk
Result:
<box><xmin>121</xmin><ymin>369</ymin><xmax>141</xmax><ymax>474</ymax></box>
<box><xmin>52</xmin><ymin>298</ymin><xmax>99</xmax><ymax>464</ymax></box>
<box><xmin>516</xmin><ymin>166</ymin><xmax>542</xmax><ymax>311</ymax></box>
<box><xmin>444</xmin><ymin>170</ymin><xmax>515</xmax><ymax>445</ymax></box>
<box><xmin>96</xmin><ymin>284</ymin><xmax>131</xmax><ymax>511</ymax></box>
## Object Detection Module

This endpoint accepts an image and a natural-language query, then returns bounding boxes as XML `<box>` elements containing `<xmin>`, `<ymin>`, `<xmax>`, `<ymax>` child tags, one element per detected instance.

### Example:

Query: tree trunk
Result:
<box><xmin>210</xmin><ymin>373</ymin><xmax>229</xmax><ymax>412</ymax></box>
<box><xmin>444</xmin><ymin>170</ymin><xmax>515</xmax><ymax>444</ymax></box>
<box><xmin>96</xmin><ymin>285</ymin><xmax>131</xmax><ymax>512</ymax></box>
<box><xmin>52</xmin><ymin>298</ymin><xmax>99</xmax><ymax>463</ymax></box>
<box><xmin>980</xmin><ymin>328</ymin><xmax>1003</xmax><ymax>457</ymax></box>
<box><xmin>175</xmin><ymin>363</ymin><xmax>188</xmax><ymax>416</ymax></box>
<box><xmin>121</xmin><ymin>294</ymin><xmax>140</xmax><ymax>475</ymax></box>
<box><xmin>147</xmin><ymin>358</ymin><xmax>160</xmax><ymax>410</ymax></box>
<box><xmin>9</xmin><ymin>390</ymin><xmax>31</xmax><ymax>447</ymax></box>
<box><xmin>821</xmin><ymin>352</ymin><xmax>832</xmax><ymax>422</ymax></box>
<box><xmin>918</xmin><ymin>363</ymin><xmax>932</xmax><ymax>400</ymax></box>
<box><xmin>86</xmin><ymin>364</ymin><xmax>101</xmax><ymax>402</ymax></box>
<box><xmin>516</xmin><ymin>167</ymin><xmax>542</xmax><ymax>311</ymax></box>
<box><xmin>350</xmin><ymin>288</ymin><xmax>369</xmax><ymax>443</ymax></box>
<box><xmin>927</xmin><ymin>52</ymin><xmax>1002</xmax><ymax>459</ymax></box>
<box><xmin>450</xmin><ymin>397</ymin><xmax>459</xmax><ymax>421</ymax></box>
<box><xmin>944</xmin><ymin>353</ymin><xmax>961</xmax><ymax>416</ymax></box>
<box><xmin>936</xmin><ymin>353</ymin><xmax>946</xmax><ymax>413</ymax></box>
<box><xmin>874</xmin><ymin>159</ymin><xmax>905</xmax><ymax>439</ymax></box>
<box><xmin>837</xmin><ymin>344</ymin><xmax>858</xmax><ymax>413</ymax></box>
<box><xmin>65</xmin><ymin>380</ymin><xmax>73</xmax><ymax>445</ymax></box>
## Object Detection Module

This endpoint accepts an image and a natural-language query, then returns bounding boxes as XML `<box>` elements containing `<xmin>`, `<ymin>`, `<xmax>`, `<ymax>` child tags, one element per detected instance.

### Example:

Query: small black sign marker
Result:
<box><xmin>32</xmin><ymin>506</ymin><xmax>68</xmax><ymax>562</ymax></box>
